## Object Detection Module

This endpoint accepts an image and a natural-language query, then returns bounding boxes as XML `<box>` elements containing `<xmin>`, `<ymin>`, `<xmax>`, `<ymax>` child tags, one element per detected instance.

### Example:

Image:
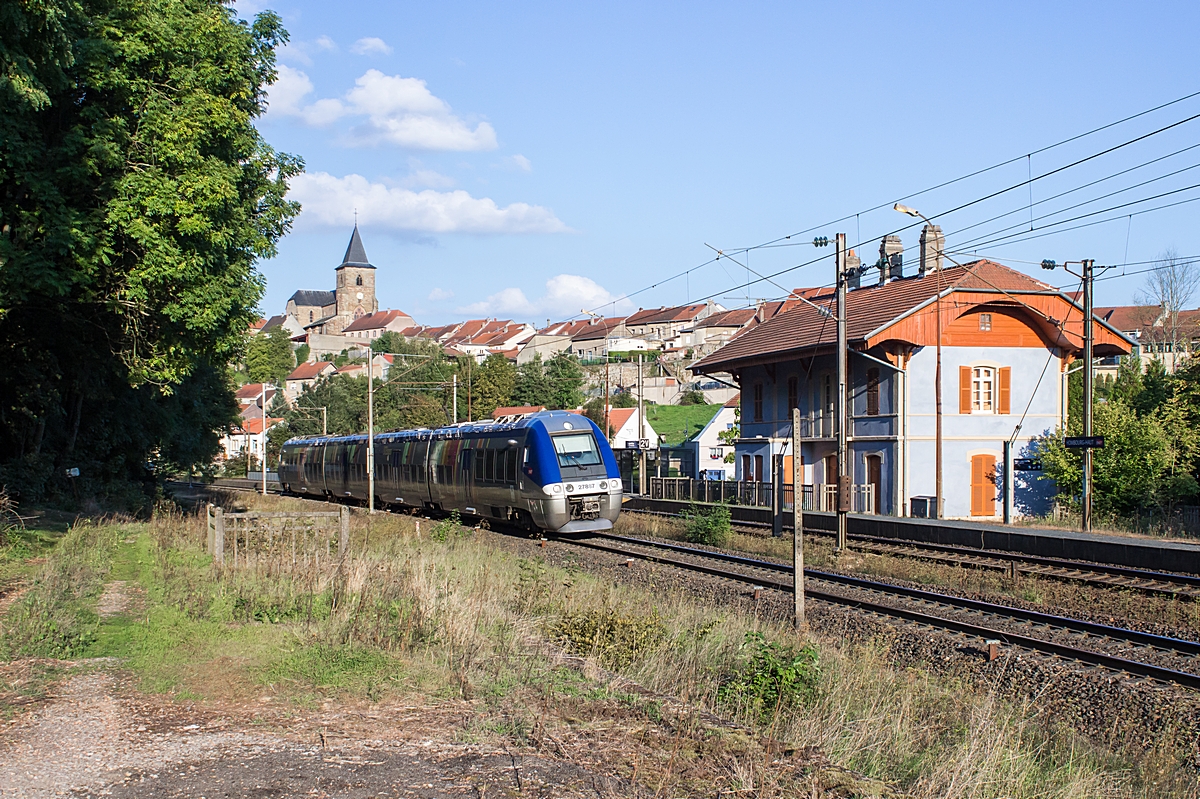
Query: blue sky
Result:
<box><xmin>240</xmin><ymin>0</ymin><xmax>1200</xmax><ymax>325</ymax></box>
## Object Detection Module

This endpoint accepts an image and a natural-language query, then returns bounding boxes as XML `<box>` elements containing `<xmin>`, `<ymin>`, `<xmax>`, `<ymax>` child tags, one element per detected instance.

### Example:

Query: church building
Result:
<box><xmin>285</xmin><ymin>225</ymin><xmax>380</xmax><ymax>336</ymax></box>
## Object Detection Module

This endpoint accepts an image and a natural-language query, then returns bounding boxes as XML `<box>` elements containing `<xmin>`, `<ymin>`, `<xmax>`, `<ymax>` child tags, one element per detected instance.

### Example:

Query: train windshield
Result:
<box><xmin>552</xmin><ymin>433</ymin><xmax>603</xmax><ymax>467</ymax></box>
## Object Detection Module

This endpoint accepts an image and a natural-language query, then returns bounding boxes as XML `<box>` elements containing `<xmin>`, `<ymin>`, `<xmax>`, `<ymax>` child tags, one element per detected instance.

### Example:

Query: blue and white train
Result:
<box><xmin>277</xmin><ymin>410</ymin><xmax>622</xmax><ymax>533</ymax></box>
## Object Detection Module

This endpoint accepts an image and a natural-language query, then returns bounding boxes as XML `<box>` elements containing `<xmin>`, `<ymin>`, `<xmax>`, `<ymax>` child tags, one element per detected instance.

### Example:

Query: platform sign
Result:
<box><xmin>624</xmin><ymin>440</ymin><xmax>641</xmax><ymax>450</ymax></box>
<box><xmin>1064</xmin><ymin>436</ymin><xmax>1105</xmax><ymax>449</ymax></box>
<box><xmin>1012</xmin><ymin>458</ymin><xmax>1042</xmax><ymax>472</ymax></box>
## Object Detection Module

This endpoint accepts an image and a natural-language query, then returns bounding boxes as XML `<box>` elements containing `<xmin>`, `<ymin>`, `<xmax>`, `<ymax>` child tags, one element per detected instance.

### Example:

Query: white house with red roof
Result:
<box><xmin>284</xmin><ymin>361</ymin><xmax>336</xmax><ymax>401</ymax></box>
<box><xmin>686</xmin><ymin>394</ymin><xmax>740</xmax><ymax>480</ymax></box>
<box><xmin>694</xmin><ymin>238</ymin><xmax>1133</xmax><ymax>520</ymax></box>
<box><xmin>342</xmin><ymin>310</ymin><xmax>416</xmax><ymax>341</ymax></box>
<box><xmin>604</xmin><ymin>407</ymin><xmax>659</xmax><ymax>451</ymax></box>
<box><xmin>220</xmin><ymin>416</ymin><xmax>284</xmax><ymax>463</ymax></box>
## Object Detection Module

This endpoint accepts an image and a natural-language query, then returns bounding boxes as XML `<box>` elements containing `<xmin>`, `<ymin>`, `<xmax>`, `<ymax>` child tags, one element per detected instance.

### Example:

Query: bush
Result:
<box><xmin>553</xmin><ymin>608</ymin><xmax>665</xmax><ymax>670</ymax></box>
<box><xmin>683</xmin><ymin>501</ymin><xmax>731</xmax><ymax>547</ymax></box>
<box><xmin>718</xmin><ymin>632</ymin><xmax>819</xmax><ymax>722</ymax></box>
<box><xmin>678</xmin><ymin>390</ymin><xmax>708</xmax><ymax>405</ymax></box>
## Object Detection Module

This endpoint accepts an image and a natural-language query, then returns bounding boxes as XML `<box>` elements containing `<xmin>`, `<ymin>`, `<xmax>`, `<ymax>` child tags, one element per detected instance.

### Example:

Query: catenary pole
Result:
<box><xmin>260</xmin><ymin>382</ymin><xmax>269</xmax><ymax>495</ymax></box>
<box><xmin>368</xmin><ymin>354</ymin><xmax>375</xmax><ymax>514</ymax></box>
<box><xmin>452</xmin><ymin>374</ymin><xmax>458</xmax><ymax>422</ymax></box>
<box><xmin>1082</xmin><ymin>258</ymin><xmax>1095</xmax><ymax>534</ymax></box>
<box><xmin>792</xmin><ymin>407</ymin><xmax>805</xmax><ymax>627</ymax></box>
<box><xmin>638</xmin><ymin>354</ymin><xmax>646</xmax><ymax>495</ymax></box>
<box><xmin>835</xmin><ymin>233</ymin><xmax>849</xmax><ymax>550</ymax></box>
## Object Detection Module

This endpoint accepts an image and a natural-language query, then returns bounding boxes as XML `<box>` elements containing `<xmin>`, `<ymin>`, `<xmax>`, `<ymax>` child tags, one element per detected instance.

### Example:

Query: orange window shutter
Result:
<box><xmin>970</xmin><ymin>455</ymin><xmax>984</xmax><ymax>516</ymax></box>
<box><xmin>959</xmin><ymin>366</ymin><xmax>972</xmax><ymax>414</ymax></box>
<box><xmin>998</xmin><ymin>367</ymin><xmax>1012</xmax><ymax>414</ymax></box>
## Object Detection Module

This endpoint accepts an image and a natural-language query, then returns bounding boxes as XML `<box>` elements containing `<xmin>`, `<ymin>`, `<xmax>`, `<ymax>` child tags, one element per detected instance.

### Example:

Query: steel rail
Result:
<box><xmin>555</xmin><ymin>534</ymin><xmax>1200</xmax><ymax>691</ymax></box>
<box><xmin>621</xmin><ymin>507</ymin><xmax>1200</xmax><ymax>594</ymax></box>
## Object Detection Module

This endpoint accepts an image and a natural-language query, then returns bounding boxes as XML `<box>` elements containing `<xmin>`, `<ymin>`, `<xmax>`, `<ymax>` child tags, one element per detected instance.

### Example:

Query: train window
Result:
<box><xmin>495</xmin><ymin>449</ymin><xmax>507</xmax><ymax>484</ymax></box>
<box><xmin>474</xmin><ymin>448</ymin><xmax>485</xmax><ymax>481</ymax></box>
<box><xmin>486</xmin><ymin>449</ymin><xmax>496</xmax><ymax>482</ymax></box>
<box><xmin>553</xmin><ymin>433</ymin><xmax>603</xmax><ymax>467</ymax></box>
<box><xmin>505</xmin><ymin>449</ymin><xmax>517</xmax><ymax>483</ymax></box>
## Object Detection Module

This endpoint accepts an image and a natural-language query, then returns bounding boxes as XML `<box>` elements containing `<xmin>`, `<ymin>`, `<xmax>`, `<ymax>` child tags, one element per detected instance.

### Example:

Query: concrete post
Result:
<box><xmin>213</xmin><ymin>506</ymin><xmax>225</xmax><ymax>565</ymax></box>
<box><xmin>792</xmin><ymin>407</ymin><xmax>805</xmax><ymax>629</ymax></box>
<box><xmin>339</xmin><ymin>505</ymin><xmax>350</xmax><ymax>557</ymax></box>
<box><xmin>772</xmin><ymin>453</ymin><xmax>784</xmax><ymax>538</ymax></box>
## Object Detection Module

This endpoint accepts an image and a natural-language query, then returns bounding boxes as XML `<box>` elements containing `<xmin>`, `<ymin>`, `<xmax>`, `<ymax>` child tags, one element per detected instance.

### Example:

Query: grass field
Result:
<box><xmin>646</xmin><ymin>403</ymin><xmax>722</xmax><ymax>445</ymax></box>
<box><xmin>2</xmin><ymin>493</ymin><xmax>1197</xmax><ymax>797</ymax></box>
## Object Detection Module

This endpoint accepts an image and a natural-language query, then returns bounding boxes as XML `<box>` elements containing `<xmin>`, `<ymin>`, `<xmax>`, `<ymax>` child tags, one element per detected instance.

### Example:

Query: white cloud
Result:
<box><xmin>509</xmin><ymin>154</ymin><xmax>532</xmax><ymax>172</ymax></box>
<box><xmin>315</xmin><ymin>35</ymin><xmax>337</xmax><ymax>51</ymax></box>
<box><xmin>351</xmin><ymin>37</ymin><xmax>393</xmax><ymax>56</ymax></box>
<box><xmin>460</xmin><ymin>275</ymin><xmax>631</xmax><ymax>319</ymax></box>
<box><xmin>267</xmin><ymin>68</ymin><xmax>498</xmax><ymax>152</ymax></box>
<box><xmin>278</xmin><ymin>36</ymin><xmax>339</xmax><ymax>66</ymax></box>
<box><xmin>428</xmin><ymin>287</ymin><xmax>454</xmax><ymax>301</ymax></box>
<box><xmin>401</xmin><ymin>169</ymin><xmax>456</xmax><ymax>189</ymax></box>
<box><xmin>291</xmin><ymin>172</ymin><xmax>569</xmax><ymax>234</ymax></box>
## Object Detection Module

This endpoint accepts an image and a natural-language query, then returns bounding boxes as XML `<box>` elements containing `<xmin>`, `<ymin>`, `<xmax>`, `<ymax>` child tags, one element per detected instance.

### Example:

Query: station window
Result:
<box><xmin>979</xmin><ymin>313</ymin><xmax>992</xmax><ymax>331</ymax></box>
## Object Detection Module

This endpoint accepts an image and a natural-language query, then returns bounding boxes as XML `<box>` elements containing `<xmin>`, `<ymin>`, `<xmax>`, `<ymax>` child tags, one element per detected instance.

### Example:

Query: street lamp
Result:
<box><xmin>893</xmin><ymin>204</ymin><xmax>962</xmax><ymax>519</ymax></box>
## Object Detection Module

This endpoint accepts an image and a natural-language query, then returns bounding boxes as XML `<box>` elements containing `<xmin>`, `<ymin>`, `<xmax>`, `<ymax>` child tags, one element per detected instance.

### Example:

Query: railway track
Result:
<box><xmin>552</xmin><ymin>531</ymin><xmax>1200</xmax><ymax>691</ymax></box>
<box><xmin>621</xmin><ymin>507</ymin><xmax>1200</xmax><ymax>600</ymax></box>
<box><xmin>176</xmin><ymin>480</ymin><xmax>1200</xmax><ymax>689</ymax></box>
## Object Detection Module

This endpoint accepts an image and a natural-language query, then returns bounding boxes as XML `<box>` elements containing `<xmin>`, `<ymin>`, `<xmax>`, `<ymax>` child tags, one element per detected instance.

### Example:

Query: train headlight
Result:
<box><xmin>599</xmin><ymin>481</ymin><xmax>607</xmax><ymax>490</ymax></box>
<box><xmin>566</xmin><ymin>483</ymin><xmax>575</xmax><ymax>492</ymax></box>
<box><xmin>552</xmin><ymin>484</ymin><xmax>562</xmax><ymax>494</ymax></box>
<box><xmin>610</xmin><ymin>479</ymin><xmax>621</xmax><ymax>491</ymax></box>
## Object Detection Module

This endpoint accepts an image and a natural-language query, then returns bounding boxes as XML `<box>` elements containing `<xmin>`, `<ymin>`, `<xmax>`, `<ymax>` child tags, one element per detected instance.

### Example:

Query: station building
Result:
<box><xmin>693</xmin><ymin>249</ymin><xmax>1132</xmax><ymax>520</ymax></box>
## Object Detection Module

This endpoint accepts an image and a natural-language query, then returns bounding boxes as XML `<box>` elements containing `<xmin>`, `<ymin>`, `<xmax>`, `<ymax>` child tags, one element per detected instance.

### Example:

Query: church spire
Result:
<box><xmin>339</xmin><ymin>224</ymin><xmax>373</xmax><ymax>268</ymax></box>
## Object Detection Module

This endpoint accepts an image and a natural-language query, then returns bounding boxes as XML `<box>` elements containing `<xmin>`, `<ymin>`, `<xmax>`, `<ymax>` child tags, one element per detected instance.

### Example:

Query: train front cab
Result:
<box><xmin>526</xmin><ymin>416</ymin><xmax>622</xmax><ymax>534</ymax></box>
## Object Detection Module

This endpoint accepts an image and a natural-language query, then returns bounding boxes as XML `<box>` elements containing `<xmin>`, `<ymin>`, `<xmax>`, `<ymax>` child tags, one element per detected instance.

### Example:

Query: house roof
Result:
<box><xmin>696</xmin><ymin>260</ymin><xmax>1129</xmax><ymax>373</ymax></box>
<box><xmin>304</xmin><ymin>314</ymin><xmax>338</xmax><ymax>330</ymax></box>
<box><xmin>570</xmin><ymin>317</ymin><xmax>626</xmax><ymax>342</ymax></box>
<box><xmin>607</xmin><ymin>407</ymin><xmax>637</xmax><ymax>432</ymax></box>
<box><xmin>626</xmin><ymin>304</ymin><xmax>707</xmax><ymax>326</ymax></box>
<box><xmin>261</xmin><ymin>314</ymin><xmax>288</xmax><ymax>332</ymax></box>
<box><xmin>342</xmin><ymin>310</ymin><xmax>413</xmax><ymax>333</ymax></box>
<box><xmin>287</xmin><ymin>361</ymin><xmax>334</xmax><ymax>381</ymax></box>
<box><xmin>238</xmin><ymin>417</ymin><xmax>283</xmax><ymax>436</ymax></box>
<box><xmin>1095</xmin><ymin>305</ymin><xmax>1200</xmax><ymax>336</ymax></box>
<box><xmin>694</xmin><ymin>308</ymin><xmax>757</xmax><ymax>329</ymax></box>
<box><xmin>723</xmin><ymin>392</ymin><xmax>741</xmax><ymax>408</ymax></box>
<box><xmin>290</xmin><ymin>289</ymin><xmax>335</xmax><ymax>307</ymax></box>
<box><xmin>249</xmin><ymin>318</ymin><xmax>266</xmax><ymax>331</ymax></box>
<box><xmin>534</xmin><ymin>319</ymin><xmax>595</xmax><ymax>337</ymax></box>
<box><xmin>338</xmin><ymin>224</ymin><xmax>373</xmax><ymax>269</ymax></box>
<box><xmin>235</xmin><ymin>383</ymin><xmax>274</xmax><ymax>401</ymax></box>
<box><xmin>491</xmin><ymin>405</ymin><xmax>546</xmax><ymax>419</ymax></box>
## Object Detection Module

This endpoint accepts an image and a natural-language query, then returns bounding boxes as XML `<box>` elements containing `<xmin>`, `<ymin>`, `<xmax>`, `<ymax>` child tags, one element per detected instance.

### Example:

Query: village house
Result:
<box><xmin>624</xmin><ymin>302</ymin><xmax>723</xmax><ymax>344</ymax></box>
<box><xmin>693</xmin><ymin>240</ymin><xmax>1132</xmax><ymax>520</ymax></box>
<box><xmin>685</xmin><ymin>394</ymin><xmax>740</xmax><ymax>480</ymax></box>
<box><xmin>604</xmin><ymin>407</ymin><xmax>659</xmax><ymax>451</ymax></box>
<box><xmin>1092</xmin><ymin>304</ymin><xmax>1200</xmax><ymax>375</ymax></box>
<box><xmin>284</xmin><ymin>361</ymin><xmax>336</xmax><ymax>401</ymax></box>
<box><xmin>342</xmin><ymin>310</ymin><xmax>416</xmax><ymax>342</ymax></box>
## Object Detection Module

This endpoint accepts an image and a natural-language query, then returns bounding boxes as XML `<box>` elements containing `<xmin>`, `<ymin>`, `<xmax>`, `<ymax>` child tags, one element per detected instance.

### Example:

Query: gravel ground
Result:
<box><xmin>500</xmin><ymin>529</ymin><xmax>1200</xmax><ymax>759</ymax></box>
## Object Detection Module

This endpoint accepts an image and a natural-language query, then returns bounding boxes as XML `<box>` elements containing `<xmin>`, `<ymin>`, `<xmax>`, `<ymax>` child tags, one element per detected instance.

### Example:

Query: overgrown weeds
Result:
<box><xmin>682</xmin><ymin>501</ymin><xmax>731</xmax><ymax>546</ymax></box>
<box><xmin>718</xmin><ymin>632</ymin><xmax>819</xmax><ymax>722</ymax></box>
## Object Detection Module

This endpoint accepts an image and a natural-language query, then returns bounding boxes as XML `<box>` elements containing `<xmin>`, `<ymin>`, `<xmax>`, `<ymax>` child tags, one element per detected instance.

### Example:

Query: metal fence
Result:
<box><xmin>206</xmin><ymin>503</ymin><xmax>350</xmax><ymax>569</ymax></box>
<box><xmin>647</xmin><ymin>478</ymin><xmax>876</xmax><ymax>514</ymax></box>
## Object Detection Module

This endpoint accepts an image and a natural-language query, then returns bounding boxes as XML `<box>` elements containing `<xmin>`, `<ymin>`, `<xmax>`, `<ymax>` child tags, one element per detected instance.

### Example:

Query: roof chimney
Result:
<box><xmin>919</xmin><ymin>224</ymin><xmax>944</xmax><ymax>277</ymax></box>
<box><xmin>846</xmin><ymin>249</ymin><xmax>862</xmax><ymax>290</ymax></box>
<box><xmin>878</xmin><ymin>236</ymin><xmax>903</xmax><ymax>284</ymax></box>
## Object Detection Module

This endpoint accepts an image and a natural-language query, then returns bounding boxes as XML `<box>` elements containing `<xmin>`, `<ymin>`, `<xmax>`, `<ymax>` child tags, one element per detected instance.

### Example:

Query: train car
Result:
<box><xmin>278</xmin><ymin>410</ymin><xmax>622</xmax><ymax>533</ymax></box>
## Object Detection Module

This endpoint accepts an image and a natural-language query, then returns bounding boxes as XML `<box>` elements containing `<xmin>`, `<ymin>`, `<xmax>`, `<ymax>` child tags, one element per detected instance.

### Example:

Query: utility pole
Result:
<box><xmin>638</xmin><ymin>353</ymin><xmax>646</xmax><ymax>495</ymax></box>
<box><xmin>367</xmin><ymin>354</ymin><xmax>375</xmax><ymax>514</ymax></box>
<box><xmin>835</xmin><ymin>232</ymin><xmax>849</xmax><ymax>551</ymax></box>
<box><xmin>1041</xmin><ymin>258</ymin><xmax>1106</xmax><ymax>535</ymax></box>
<box><xmin>792</xmin><ymin>407</ymin><xmax>805</xmax><ymax>628</ymax></box>
<box><xmin>452</xmin><ymin>374</ymin><xmax>458</xmax><ymax>422</ymax></box>
<box><xmin>259</xmin><ymin>382</ymin><xmax>270</xmax><ymax>496</ymax></box>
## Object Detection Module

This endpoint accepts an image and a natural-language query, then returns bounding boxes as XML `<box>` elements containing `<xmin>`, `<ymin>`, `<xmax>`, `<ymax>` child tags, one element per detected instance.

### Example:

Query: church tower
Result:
<box><xmin>334</xmin><ymin>224</ymin><xmax>378</xmax><ymax>324</ymax></box>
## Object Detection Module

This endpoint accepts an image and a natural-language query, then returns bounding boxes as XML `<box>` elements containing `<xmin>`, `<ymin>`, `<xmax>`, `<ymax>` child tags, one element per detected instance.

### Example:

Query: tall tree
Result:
<box><xmin>246</xmin><ymin>326</ymin><xmax>295</xmax><ymax>385</ymax></box>
<box><xmin>0</xmin><ymin>0</ymin><xmax>300</xmax><ymax>503</ymax></box>
<box><xmin>513</xmin><ymin>354</ymin><xmax>551</xmax><ymax>407</ymax></box>
<box><xmin>1137</xmin><ymin>248</ymin><xmax>1199</xmax><ymax>361</ymax></box>
<box><xmin>545</xmin><ymin>352</ymin><xmax>584</xmax><ymax>409</ymax></box>
<box><xmin>472</xmin><ymin>353</ymin><xmax>516</xmax><ymax>419</ymax></box>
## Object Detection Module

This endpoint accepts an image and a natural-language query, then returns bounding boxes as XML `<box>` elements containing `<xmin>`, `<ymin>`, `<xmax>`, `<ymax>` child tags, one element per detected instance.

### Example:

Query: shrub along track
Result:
<box><xmin>620</xmin><ymin>507</ymin><xmax>1200</xmax><ymax>600</ymax></box>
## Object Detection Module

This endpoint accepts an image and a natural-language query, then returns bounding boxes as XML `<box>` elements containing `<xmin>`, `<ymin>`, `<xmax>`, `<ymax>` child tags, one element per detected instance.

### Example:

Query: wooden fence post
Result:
<box><xmin>206</xmin><ymin>504</ymin><xmax>214</xmax><ymax>555</ymax></box>
<box><xmin>339</xmin><ymin>505</ymin><xmax>350</xmax><ymax>557</ymax></box>
<box><xmin>213</xmin><ymin>506</ymin><xmax>225</xmax><ymax>565</ymax></box>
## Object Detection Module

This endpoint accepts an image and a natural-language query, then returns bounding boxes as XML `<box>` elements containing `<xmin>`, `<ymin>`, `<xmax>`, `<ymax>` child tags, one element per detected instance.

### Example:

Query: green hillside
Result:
<box><xmin>646</xmin><ymin>404</ymin><xmax>722</xmax><ymax>446</ymax></box>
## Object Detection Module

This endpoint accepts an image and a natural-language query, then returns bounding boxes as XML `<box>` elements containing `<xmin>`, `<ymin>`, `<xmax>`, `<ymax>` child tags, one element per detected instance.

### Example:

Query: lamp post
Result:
<box><xmin>893</xmin><ymin>204</ymin><xmax>963</xmax><ymax>519</ymax></box>
<box><xmin>258</xmin><ymin>382</ymin><xmax>276</xmax><ymax>496</ymax></box>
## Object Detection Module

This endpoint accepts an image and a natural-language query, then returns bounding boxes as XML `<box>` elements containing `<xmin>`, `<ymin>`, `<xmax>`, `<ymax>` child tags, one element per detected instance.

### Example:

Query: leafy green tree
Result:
<box><xmin>246</xmin><ymin>326</ymin><xmax>295</xmax><ymax>385</ymax></box>
<box><xmin>545</xmin><ymin>352</ymin><xmax>585</xmax><ymax>409</ymax></box>
<box><xmin>679</xmin><ymin>390</ymin><xmax>708</xmax><ymax>405</ymax></box>
<box><xmin>513</xmin><ymin>354</ymin><xmax>551</xmax><ymax>407</ymax></box>
<box><xmin>294</xmin><ymin>343</ymin><xmax>311</xmax><ymax>365</ymax></box>
<box><xmin>718</xmin><ymin>406</ymin><xmax>740</xmax><ymax>464</ymax></box>
<box><xmin>471</xmin><ymin>354</ymin><xmax>516</xmax><ymax>419</ymax></box>
<box><xmin>0</xmin><ymin>0</ymin><xmax>299</xmax><ymax>503</ymax></box>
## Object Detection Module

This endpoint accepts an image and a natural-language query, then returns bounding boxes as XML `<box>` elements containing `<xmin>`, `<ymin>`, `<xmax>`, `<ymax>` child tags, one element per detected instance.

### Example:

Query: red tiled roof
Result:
<box><xmin>342</xmin><ymin>310</ymin><xmax>413</xmax><ymax>332</ymax></box>
<box><xmin>535</xmin><ymin>319</ymin><xmax>595</xmax><ymax>337</ymax></box>
<box><xmin>571</xmin><ymin>317</ymin><xmax>626</xmax><ymax>341</ymax></box>
<box><xmin>249</xmin><ymin>318</ymin><xmax>266</xmax><ymax>331</ymax></box>
<box><xmin>607</xmin><ymin>407</ymin><xmax>636</xmax><ymax>432</ymax></box>
<box><xmin>287</xmin><ymin>361</ymin><xmax>334</xmax><ymax>381</ymax></box>
<box><xmin>491</xmin><ymin>405</ymin><xmax>545</xmax><ymax>419</ymax></box>
<box><xmin>235</xmin><ymin>383</ymin><xmax>272</xmax><ymax>400</ymax></box>
<box><xmin>695</xmin><ymin>308</ymin><xmax>757</xmax><ymax>329</ymax></box>
<box><xmin>723</xmin><ymin>392</ymin><xmax>741</xmax><ymax>408</ymax></box>
<box><xmin>696</xmin><ymin>261</ymin><xmax>1060</xmax><ymax>372</ymax></box>
<box><xmin>1095</xmin><ymin>305</ymin><xmax>1200</xmax><ymax>335</ymax></box>
<box><xmin>626</xmin><ymin>304</ymin><xmax>707</xmax><ymax>326</ymax></box>
<box><xmin>237</xmin><ymin>417</ymin><xmax>283</xmax><ymax>435</ymax></box>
